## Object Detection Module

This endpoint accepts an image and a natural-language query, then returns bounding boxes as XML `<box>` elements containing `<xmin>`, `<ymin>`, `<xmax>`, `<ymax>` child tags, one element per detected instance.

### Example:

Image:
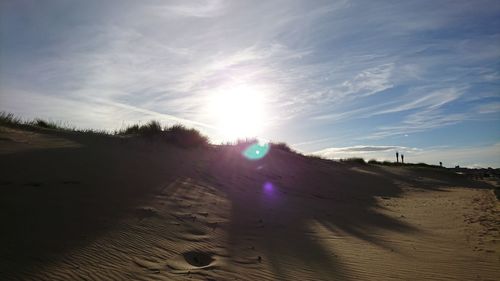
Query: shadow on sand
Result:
<box><xmin>0</xmin><ymin>130</ymin><xmax>495</xmax><ymax>280</ymax></box>
<box><xmin>205</xmin><ymin>146</ymin><xmax>494</xmax><ymax>280</ymax></box>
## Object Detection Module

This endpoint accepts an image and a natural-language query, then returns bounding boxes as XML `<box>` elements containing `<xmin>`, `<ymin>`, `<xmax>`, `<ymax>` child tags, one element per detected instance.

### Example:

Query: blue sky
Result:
<box><xmin>1</xmin><ymin>0</ymin><xmax>499</xmax><ymax>167</ymax></box>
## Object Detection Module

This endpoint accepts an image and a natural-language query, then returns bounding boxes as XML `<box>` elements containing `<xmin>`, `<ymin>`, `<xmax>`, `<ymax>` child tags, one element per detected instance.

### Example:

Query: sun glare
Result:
<box><xmin>209</xmin><ymin>84</ymin><xmax>268</xmax><ymax>141</ymax></box>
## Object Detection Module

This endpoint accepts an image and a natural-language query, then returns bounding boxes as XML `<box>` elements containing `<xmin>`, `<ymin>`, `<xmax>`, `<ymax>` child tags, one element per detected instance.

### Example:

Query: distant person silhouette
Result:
<box><xmin>401</xmin><ymin>154</ymin><xmax>404</xmax><ymax>164</ymax></box>
<box><xmin>396</xmin><ymin>151</ymin><xmax>399</xmax><ymax>163</ymax></box>
<box><xmin>440</xmin><ymin>161</ymin><xmax>443</xmax><ymax>167</ymax></box>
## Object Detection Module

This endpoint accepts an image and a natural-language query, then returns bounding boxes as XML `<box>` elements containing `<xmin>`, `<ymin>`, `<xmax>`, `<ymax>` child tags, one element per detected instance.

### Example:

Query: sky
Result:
<box><xmin>1</xmin><ymin>0</ymin><xmax>499</xmax><ymax>168</ymax></box>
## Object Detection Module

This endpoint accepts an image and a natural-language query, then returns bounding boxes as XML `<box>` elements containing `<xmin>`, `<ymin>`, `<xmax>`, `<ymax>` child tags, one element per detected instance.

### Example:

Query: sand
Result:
<box><xmin>0</xmin><ymin>125</ymin><xmax>498</xmax><ymax>281</ymax></box>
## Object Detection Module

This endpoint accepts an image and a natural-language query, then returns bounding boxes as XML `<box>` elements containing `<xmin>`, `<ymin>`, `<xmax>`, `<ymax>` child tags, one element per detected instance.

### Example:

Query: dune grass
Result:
<box><xmin>116</xmin><ymin>121</ymin><xmax>209</xmax><ymax>148</ymax></box>
<box><xmin>0</xmin><ymin>112</ymin><xmax>21</xmax><ymax>125</ymax></box>
<box><xmin>1</xmin><ymin>112</ymin><xmax>74</xmax><ymax>131</ymax></box>
<box><xmin>271</xmin><ymin>142</ymin><xmax>294</xmax><ymax>153</ymax></box>
<box><xmin>340</xmin><ymin>157</ymin><xmax>366</xmax><ymax>164</ymax></box>
<box><xmin>1</xmin><ymin>112</ymin><xmax>208</xmax><ymax>148</ymax></box>
<box><xmin>162</xmin><ymin>124</ymin><xmax>209</xmax><ymax>148</ymax></box>
<box><xmin>0</xmin><ymin>112</ymin><xmax>110</xmax><ymax>135</ymax></box>
<box><xmin>222</xmin><ymin>138</ymin><xmax>300</xmax><ymax>157</ymax></box>
<box><xmin>2</xmin><ymin>112</ymin><xmax>495</xmax><ymax>171</ymax></box>
<box><xmin>117</xmin><ymin>120</ymin><xmax>163</xmax><ymax>136</ymax></box>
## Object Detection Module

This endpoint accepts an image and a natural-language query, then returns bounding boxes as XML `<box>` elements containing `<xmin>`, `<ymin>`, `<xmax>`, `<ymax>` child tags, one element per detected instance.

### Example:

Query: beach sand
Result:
<box><xmin>0</xmin><ymin>126</ymin><xmax>498</xmax><ymax>280</ymax></box>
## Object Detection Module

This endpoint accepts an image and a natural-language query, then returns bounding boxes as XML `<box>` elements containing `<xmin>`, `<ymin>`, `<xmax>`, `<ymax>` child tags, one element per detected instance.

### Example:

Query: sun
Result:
<box><xmin>208</xmin><ymin>84</ymin><xmax>268</xmax><ymax>141</ymax></box>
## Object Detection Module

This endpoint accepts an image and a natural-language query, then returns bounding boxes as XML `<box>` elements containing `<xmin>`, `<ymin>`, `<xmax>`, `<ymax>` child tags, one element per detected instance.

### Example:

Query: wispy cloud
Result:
<box><xmin>311</xmin><ymin>143</ymin><xmax>500</xmax><ymax>168</ymax></box>
<box><xmin>1</xmin><ymin>88</ymin><xmax>215</xmax><ymax>132</ymax></box>
<box><xmin>360</xmin><ymin>87</ymin><xmax>469</xmax><ymax>139</ymax></box>
<box><xmin>162</xmin><ymin>0</ymin><xmax>226</xmax><ymax>18</ymax></box>
<box><xmin>312</xmin><ymin>145</ymin><xmax>418</xmax><ymax>158</ymax></box>
<box><xmin>372</xmin><ymin>87</ymin><xmax>464</xmax><ymax>116</ymax></box>
<box><xmin>1</xmin><ymin>0</ymin><xmax>499</xmax><ymax>164</ymax></box>
<box><xmin>475</xmin><ymin>102</ymin><xmax>500</xmax><ymax>114</ymax></box>
<box><xmin>341</xmin><ymin>63</ymin><xmax>394</xmax><ymax>98</ymax></box>
<box><xmin>310</xmin><ymin>86</ymin><xmax>465</xmax><ymax>125</ymax></box>
<box><xmin>364</xmin><ymin>111</ymin><xmax>470</xmax><ymax>140</ymax></box>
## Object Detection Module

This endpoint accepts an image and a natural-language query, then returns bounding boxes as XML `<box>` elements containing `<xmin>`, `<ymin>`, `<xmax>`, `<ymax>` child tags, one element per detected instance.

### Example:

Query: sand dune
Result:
<box><xmin>0</xmin><ymin>126</ymin><xmax>498</xmax><ymax>280</ymax></box>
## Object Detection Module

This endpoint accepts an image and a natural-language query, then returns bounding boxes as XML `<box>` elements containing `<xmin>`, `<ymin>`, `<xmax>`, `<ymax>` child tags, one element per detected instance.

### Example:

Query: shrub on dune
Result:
<box><xmin>271</xmin><ymin>142</ymin><xmax>294</xmax><ymax>153</ymax></box>
<box><xmin>163</xmin><ymin>124</ymin><xmax>208</xmax><ymax>148</ymax></box>
<box><xmin>340</xmin><ymin>157</ymin><xmax>366</xmax><ymax>164</ymax></box>
<box><xmin>118</xmin><ymin>121</ymin><xmax>208</xmax><ymax>148</ymax></box>
<box><xmin>1</xmin><ymin>112</ymin><xmax>71</xmax><ymax>131</ymax></box>
<box><xmin>33</xmin><ymin>119</ymin><xmax>61</xmax><ymax>129</ymax></box>
<box><xmin>119</xmin><ymin>120</ymin><xmax>163</xmax><ymax>136</ymax></box>
<box><xmin>0</xmin><ymin>112</ymin><xmax>20</xmax><ymax>125</ymax></box>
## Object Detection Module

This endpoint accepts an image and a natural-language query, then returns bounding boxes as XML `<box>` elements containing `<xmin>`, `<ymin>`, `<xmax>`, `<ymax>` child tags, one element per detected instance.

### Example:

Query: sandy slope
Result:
<box><xmin>0</xmin><ymin>126</ymin><xmax>498</xmax><ymax>281</ymax></box>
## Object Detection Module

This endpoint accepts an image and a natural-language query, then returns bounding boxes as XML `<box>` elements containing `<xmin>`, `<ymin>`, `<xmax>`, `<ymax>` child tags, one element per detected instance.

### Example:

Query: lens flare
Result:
<box><xmin>242</xmin><ymin>140</ymin><xmax>270</xmax><ymax>160</ymax></box>
<box><xmin>263</xmin><ymin>182</ymin><xmax>274</xmax><ymax>193</ymax></box>
<box><xmin>262</xmin><ymin>181</ymin><xmax>278</xmax><ymax>201</ymax></box>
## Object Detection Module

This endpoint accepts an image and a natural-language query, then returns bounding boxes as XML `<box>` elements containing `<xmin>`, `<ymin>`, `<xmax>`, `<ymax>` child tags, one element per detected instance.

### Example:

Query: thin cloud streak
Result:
<box><xmin>311</xmin><ymin>143</ymin><xmax>500</xmax><ymax>168</ymax></box>
<box><xmin>1</xmin><ymin>0</ymin><xmax>499</xmax><ymax>165</ymax></box>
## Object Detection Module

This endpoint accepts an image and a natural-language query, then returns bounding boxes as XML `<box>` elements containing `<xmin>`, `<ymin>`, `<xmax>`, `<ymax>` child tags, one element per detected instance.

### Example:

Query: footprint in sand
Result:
<box><xmin>167</xmin><ymin>251</ymin><xmax>217</xmax><ymax>273</ymax></box>
<box><xmin>135</xmin><ymin>206</ymin><xmax>159</xmax><ymax>219</ymax></box>
<box><xmin>183</xmin><ymin>251</ymin><xmax>214</xmax><ymax>267</ymax></box>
